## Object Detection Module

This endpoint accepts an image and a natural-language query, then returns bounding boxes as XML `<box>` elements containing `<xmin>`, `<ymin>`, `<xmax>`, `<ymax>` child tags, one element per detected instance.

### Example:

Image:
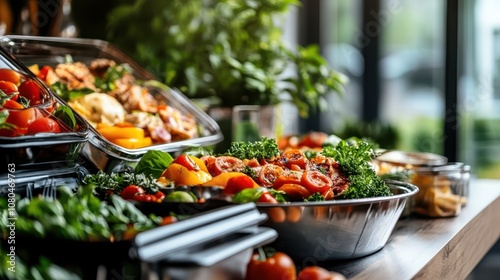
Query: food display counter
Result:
<box><xmin>325</xmin><ymin>179</ymin><xmax>500</xmax><ymax>280</ymax></box>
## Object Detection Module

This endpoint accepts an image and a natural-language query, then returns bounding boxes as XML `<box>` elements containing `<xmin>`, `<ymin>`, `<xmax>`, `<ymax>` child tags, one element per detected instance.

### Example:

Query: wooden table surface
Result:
<box><xmin>323</xmin><ymin>179</ymin><xmax>500</xmax><ymax>280</ymax></box>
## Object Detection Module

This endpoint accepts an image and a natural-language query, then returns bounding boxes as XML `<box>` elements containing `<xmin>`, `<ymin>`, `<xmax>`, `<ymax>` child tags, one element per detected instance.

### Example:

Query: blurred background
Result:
<box><xmin>0</xmin><ymin>0</ymin><xmax>498</xmax><ymax>277</ymax></box>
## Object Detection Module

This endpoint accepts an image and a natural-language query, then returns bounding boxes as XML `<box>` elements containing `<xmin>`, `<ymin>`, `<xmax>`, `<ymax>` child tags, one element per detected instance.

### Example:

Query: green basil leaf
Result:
<box><xmin>135</xmin><ymin>150</ymin><xmax>174</xmax><ymax>178</ymax></box>
<box><xmin>232</xmin><ymin>187</ymin><xmax>267</xmax><ymax>204</ymax></box>
<box><xmin>54</xmin><ymin>105</ymin><xmax>77</xmax><ymax>130</ymax></box>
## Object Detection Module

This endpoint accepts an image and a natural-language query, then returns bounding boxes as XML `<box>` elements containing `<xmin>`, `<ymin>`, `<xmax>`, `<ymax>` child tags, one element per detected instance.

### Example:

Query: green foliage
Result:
<box><xmin>224</xmin><ymin>136</ymin><xmax>280</xmax><ymax>160</ymax></box>
<box><xmin>105</xmin><ymin>0</ymin><xmax>346</xmax><ymax>117</ymax></box>
<box><xmin>322</xmin><ymin>140</ymin><xmax>392</xmax><ymax>199</ymax></box>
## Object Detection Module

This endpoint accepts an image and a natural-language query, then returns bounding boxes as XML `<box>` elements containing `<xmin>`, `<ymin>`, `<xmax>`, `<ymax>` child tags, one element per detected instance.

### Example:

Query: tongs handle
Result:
<box><xmin>130</xmin><ymin>203</ymin><xmax>267</xmax><ymax>262</ymax></box>
<box><xmin>163</xmin><ymin>227</ymin><xmax>278</xmax><ymax>267</ymax></box>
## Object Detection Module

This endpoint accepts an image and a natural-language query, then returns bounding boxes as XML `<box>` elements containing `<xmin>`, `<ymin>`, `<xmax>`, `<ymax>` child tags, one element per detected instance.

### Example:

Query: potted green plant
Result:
<box><xmin>74</xmin><ymin>0</ymin><xmax>347</xmax><ymax>149</ymax></box>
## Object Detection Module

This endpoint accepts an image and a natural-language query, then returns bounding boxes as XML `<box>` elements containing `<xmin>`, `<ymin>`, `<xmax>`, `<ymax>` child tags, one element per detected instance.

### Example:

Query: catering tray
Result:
<box><xmin>0</xmin><ymin>164</ymin><xmax>89</xmax><ymax>199</ymax></box>
<box><xmin>0</xmin><ymin>35</ymin><xmax>223</xmax><ymax>172</ymax></box>
<box><xmin>0</xmin><ymin>44</ymin><xmax>90</xmax><ymax>173</ymax></box>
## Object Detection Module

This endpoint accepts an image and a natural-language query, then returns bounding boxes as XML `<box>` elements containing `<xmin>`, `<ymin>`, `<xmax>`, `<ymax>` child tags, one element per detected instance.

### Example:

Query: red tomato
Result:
<box><xmin>257</xmin><ymin>192</ymin><xmax>278</xmax><ymax>204</ymax></box>
<box><xmin>18</xmin><ymin>80</ymin><xmax>42</xmax><ymax>105</ymax></box>
<box><xmin>281</xmin><ymin>148</ymin><xmax>308</xmax><ymax>169</ymax></box>
<box><xmin>298</xmin><ymin>132</ymin><xmax>328</xmax><ymax>148</ymax></box>
<box><xmin>277</xmin><ymin>183</ymin><xmax>311</xmax><ymax>201</ymax></box>
<box><xmin>154</xmin><ymin>191</ymin><xmax>166</xmax><ymax>202</ymax></box>
<box><xmin>298</xmin><ymin>266</ymin><xmax>346</xmax><ymax>280</ymax></box>
<box><xmin>172</xmin><ymin>154</ymin><xmax>198</xmax><ymax>171</ymax></box>
<box><xmin>133</xmin><ymin>194</ymin><xmax>157</xmax><ymax>202</ymax></box>
<box><xmin>207</xmin><ymin>156</ymin><xmax>245</xmax><ymax>176</ymax></box>
<box><xmin>161</xmin><ymin>216</ymin><xmax>178</xmax><ymax>226</ymax></box>
<box><xmin>320</xmin><ymin>187</ymin><xmax>334</xmax><ymax>200</ymax></box>
<box><xmin>257</xmin><ymin>164</ymin><xmax>284</xmax><ymax>187</ymax></box>
<box><xmin>245</xmin><ymin>250</ymin><xmax>296</xmax><ymax>280</ymax></box>
<box><xmin>0</xmin><ymin>100</ymin><xmax>37</xmax><ymax>136</ymax></box>
<box><xmin>120</xmin><ymin>185</ymin><xmax>145</xmax><ymax>200</ymax></box>
<box><xmin>0</xmin><ymin>81</ymin><xmax>19</xmax><ymax>101</ymax></box>
<box><xmin>26</xmin><ymin>117</ymin><xmax>61</xmax><ymax>134</ymax></box>
<box><xmin>37</xmin><ymin>65</ymin><xmax>53</xmax><ymax>81</ymax></box>
<box><xmin>301</xmin><ymin>171</ymin><xmax>333</xmax><ymax>194</ymax></box>
<box><xmin>224</xmin><ymin>175</ymin><xmax>256</xmax><ymax>195</ymax></box>
<box><xmin>0</xmin><ymin>68</ymin><xmax>21</xmax><ymax>84</ymax></box>
<box><xmin>273</xmin><ymin>170</ymin><xmax>303</xmax><ymax>189</ymax></box>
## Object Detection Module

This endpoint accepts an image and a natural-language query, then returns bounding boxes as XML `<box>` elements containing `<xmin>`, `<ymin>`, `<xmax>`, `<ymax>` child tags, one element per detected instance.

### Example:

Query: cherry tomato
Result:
<box><xmin>277</xmin><ymin>183</ymin><xmax>311</xmax><ymax>201</ymax></box>
<box><xmin>18</xmin><ymin>80</ymin><xmax>42</xmax><ymax>105</ymax></box>
<box><xmin>161</xmin><ymin>216</ymin><xmax>178</xmax><ymax>226</ymax></box>
<box><xmin>133</xmin><ymin>194</ymin><xmax>157</xmax><ymax>202</ymax></box>
<box><xmin>154</xmin><ymin>191</ymin><xmax>166</xmax><ymax>202</ymax></box>
<box><xmin>0</xmin><ymin>81</ymin><xmax>19</xmax><ymax>101</ymax></box>
<box><xmin>297</xmin><ymin>266</ymin><xmax>346</xmax><ymax>280</ymax></box>
<box><xmin>281</xmin><ymin>148</ymin><xmax>308</xmax><ymax>169</ymax></box>
<box><xmin>172</xmin><ymin>154</ymin><xmax>198</xmax><ymax>171</ymax></box>
<box><xmin>26</xmin><ymin>117</ymin><xmax>61</xmax><ymax>134</ymax></box>
<box><xmin>224</xmin><ymin>175</ymin><xmax>256</xmax><ymax>195</ymax></box>
<box><xmin>245</xmin><ymin>250</ymin><xmax>296</xmax><ymax>280</ymax></box>
<box><xmin>0</xmin><ymin>68</ymin><xmax>21</xmax><ymax>84</ymax></box>
<box><xmin>37</xmin><ymin>65</ymin><xmax>53</xmax><ymax>81</ymax></box>
<box><xmin>207</xmin><ymin>156</ymin><xmax>245</xmax><ymax>176</ymax></box>
<box><xmin>257</xmin><ymin>164</ymin><xmax>284</xmax><ymax>187</ymax></box>
<box><xmin>298</xmin><ymin>131</ymin><xmax>328</xmax><ymax>148</ymax></box>
<box><xmin>257</xmin><ymin>191</ymin><xmax>278</xmax><ymax>204</ymax></box>
<box><xmin>0</xmin><ymin>100</ymin><xmax>37</xmax><ymax>136</ymax></box>
<box><xmin>273</xmin><ymin>170</ymin><xmax>303</xmax><ymax>189</ymax></box>
<box><xmin>301</xmin><ymin>170</ymin><xmax>333</xmax><ymax>194</ymax></box>
<box><xmin>120</xmin><ymin>185</ymin><xmax>145</xmax><ymax>200</ymax></box>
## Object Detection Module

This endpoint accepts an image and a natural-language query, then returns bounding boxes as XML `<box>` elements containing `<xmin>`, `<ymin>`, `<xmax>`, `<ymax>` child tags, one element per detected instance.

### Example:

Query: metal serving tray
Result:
<box><xmin>0</xmin><ymin>35</ymin><xmax>223</xmax><ymax>172</ymax></box>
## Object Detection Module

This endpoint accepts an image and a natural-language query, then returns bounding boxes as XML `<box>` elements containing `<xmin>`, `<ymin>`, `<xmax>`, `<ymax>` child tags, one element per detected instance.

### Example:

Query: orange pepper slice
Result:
<box><xmin>200</xmin><ymin>172</ymin><xmax>259</xmax><ymax>188</ymax></box>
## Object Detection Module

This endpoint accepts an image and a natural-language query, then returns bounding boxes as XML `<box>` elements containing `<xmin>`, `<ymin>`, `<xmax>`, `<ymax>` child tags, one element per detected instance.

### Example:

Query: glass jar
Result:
<box><xmin>409</xmin><ymin>163</ymin><xmax>471</xmax><ymax>218</ymax></box>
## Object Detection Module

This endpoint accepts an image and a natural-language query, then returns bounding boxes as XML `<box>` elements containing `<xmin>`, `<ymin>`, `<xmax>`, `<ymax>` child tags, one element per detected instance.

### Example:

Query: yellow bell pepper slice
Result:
<box><xmin>161</xmin><ymin>163</ymin><xmax>212</xmax><ymax>186</ymax></box>
<box><xmin>97</xmin><ymin>126</ymin><xmax>145</xmax><ymax>140</ymax></box>
<box><xmin>189</xmin><ymin>155</ymin><xmax>209</xmax><ymax>173</ymax></box>
<box><xmin>110</xmin><ymin>137</ymin><xmax>152</xmax><ymax>149</ymax></box>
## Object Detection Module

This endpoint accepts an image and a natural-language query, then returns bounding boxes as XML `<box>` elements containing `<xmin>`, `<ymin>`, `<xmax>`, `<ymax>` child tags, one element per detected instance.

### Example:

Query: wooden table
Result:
<box><xmin>324</xmin><ymin>179</ymin><xmax>500</xmax><ymax>280</ymax></box>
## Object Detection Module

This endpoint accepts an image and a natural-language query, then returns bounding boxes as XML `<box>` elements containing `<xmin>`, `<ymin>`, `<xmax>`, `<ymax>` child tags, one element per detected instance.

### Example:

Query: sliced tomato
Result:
<box><xmin>120</xmin><ymin>185</ymin><xmax>145</xmax><ymax>200</ymax></box>
<box><xmin>273</xmin><ymin>170</ymin><xmax>303</xmax><ymax>189</ymax></box>
<box><xmin>257</xmin><ymin>164</ymin><xmax>284</xmax><ymax>187</ymax></box>
<box><xmin>223</xmin><ymin>175</ymin><xmax>256</xmax><ymax>195</ymax></box>
<box><xmin>320</xmin><ymin>186</ymin><xmax>335</xmax><ymax>200</ymax></box>
<box><xmin>172</xmin><ymin>154</ymin><xmax>198</xmax><ymax>171</ymax></box>
<box><xmin>301</xmin><ymin>170</ymin><xmax>333</xmax><ymax>194</ymax></box>
<box><xmin>298</xmin><ymin>265</ymin><xmax>346</xmax><ymax>280</ymax></box>
<box><xmin>281</xmin><ymin>148</ymin><xmax>308</xmax><ymax>169</ymax></box>
<box><xmin>26</xmin><ymin>117</ymin><xmax>61</xmax><ymax>134</ymax></box>
<box><xmin>207</xmin><ymin>156</ymin><xmax>245</xmax><ymax>176</ymax></box>
<box><xmin>0</xmin><ymin>68</ymin><xmax>21</xmax><ymax>84</ymax></box>
<box><xmin>18</xmin><ymin>80</ymin><xmax>43</xmax><ymax>105</ymax></box>
<box><xmin>277</xmin><ymin>183</ymin><xmax>311</xmax><ymax>200</ymax></box>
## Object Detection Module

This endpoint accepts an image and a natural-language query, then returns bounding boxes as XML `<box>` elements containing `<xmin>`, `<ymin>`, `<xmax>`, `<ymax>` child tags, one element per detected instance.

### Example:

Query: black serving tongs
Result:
<box><xmin>129</xmin><ymin>202</ymin><xmax>277</xmax><ymax>266</ymax></box>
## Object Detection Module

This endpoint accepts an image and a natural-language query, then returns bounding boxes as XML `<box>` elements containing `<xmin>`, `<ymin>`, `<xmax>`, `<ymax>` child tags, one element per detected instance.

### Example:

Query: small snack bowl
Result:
<box><xmin>409</xmin><ymin>162</ymin><xmax>471</xmax><ymax>217</ymax></box>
